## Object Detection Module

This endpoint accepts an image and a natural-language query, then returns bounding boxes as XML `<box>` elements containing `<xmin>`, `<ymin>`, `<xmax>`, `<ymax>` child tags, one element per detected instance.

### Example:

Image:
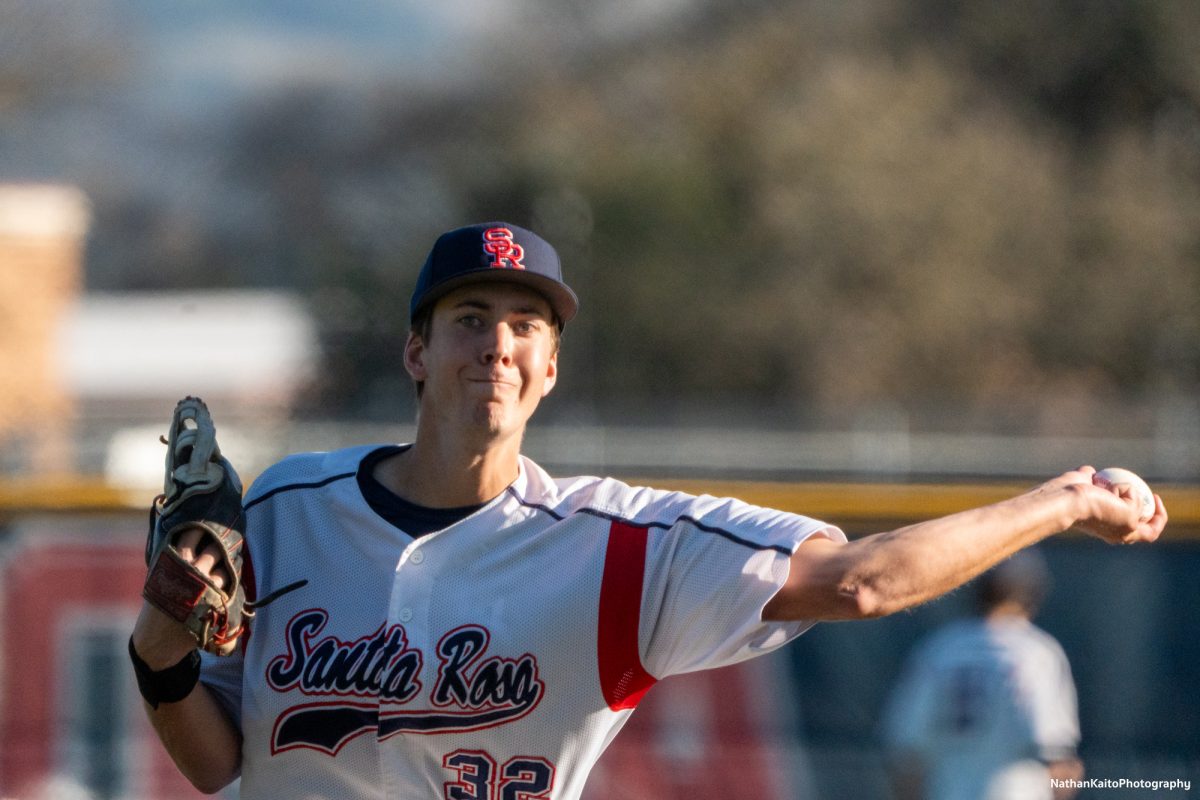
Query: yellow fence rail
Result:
<box><xmin>4</xmin><ymin>474</ymin><xmax>1200</xmax><ymax>535</ymax></box>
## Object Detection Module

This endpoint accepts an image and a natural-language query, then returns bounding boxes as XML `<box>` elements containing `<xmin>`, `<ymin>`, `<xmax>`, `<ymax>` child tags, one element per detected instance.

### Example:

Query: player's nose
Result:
<box><xmin>480</xmin><ymin>322</ymin><xmax>514</xmax><ymax>365</ymax></box>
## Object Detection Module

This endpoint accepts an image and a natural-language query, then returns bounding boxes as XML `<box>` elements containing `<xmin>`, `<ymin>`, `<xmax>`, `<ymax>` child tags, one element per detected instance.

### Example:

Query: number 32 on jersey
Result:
<box><xmin>443</xmin><ymin>750</ymin><xmax>555</xmax><ymax>800</ymax></box>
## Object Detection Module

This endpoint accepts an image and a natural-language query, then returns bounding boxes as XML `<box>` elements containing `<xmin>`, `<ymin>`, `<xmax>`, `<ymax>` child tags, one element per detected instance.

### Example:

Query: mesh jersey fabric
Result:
<box><xmin>200</xmin><ymin>445</ymin><xmax>843</xmax><ymax>799</ymax></box>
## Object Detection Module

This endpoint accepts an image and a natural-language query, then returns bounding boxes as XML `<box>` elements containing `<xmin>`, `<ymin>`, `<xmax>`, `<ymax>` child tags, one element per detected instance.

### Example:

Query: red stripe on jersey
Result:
<box><xmin>598</xmin><ymin>521</ymin><xmax>657</xmax><ymax>711</ymax></box>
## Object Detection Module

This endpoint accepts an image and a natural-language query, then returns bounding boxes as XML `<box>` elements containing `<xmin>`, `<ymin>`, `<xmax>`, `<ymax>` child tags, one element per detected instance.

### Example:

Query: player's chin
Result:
<box><xmin>472</xmin><ymin>401</ymin><xmax>519</xmax><ymax>432</ymax></box>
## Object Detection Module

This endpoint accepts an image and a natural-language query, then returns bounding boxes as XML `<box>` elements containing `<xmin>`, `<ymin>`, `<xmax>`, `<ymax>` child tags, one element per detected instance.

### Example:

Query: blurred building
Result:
<box><xmin>0</xmin><ymin>182</ymin><xmax>318</xmax><ymax>477</ymax></box>
<box><xmin>0</xmin><ymin>184</ymin><xmax>89</xmax><ymax>474</ymax></box>
<box><xmin>59</xmin><ymin>289</ymin><xmax>318</xmax><ymax>483</ymax></box>
<box><xmin>58</xmin><ymin>290</ymin><xmax>316</xmax><ymax>421</ymax></box>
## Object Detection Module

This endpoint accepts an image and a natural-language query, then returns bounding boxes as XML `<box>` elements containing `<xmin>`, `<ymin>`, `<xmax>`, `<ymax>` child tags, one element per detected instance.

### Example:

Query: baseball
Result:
<box><xmin>1093</xmin><ymin>467</ymin><xmax>1156</xmax><ymax>522</ymax></box>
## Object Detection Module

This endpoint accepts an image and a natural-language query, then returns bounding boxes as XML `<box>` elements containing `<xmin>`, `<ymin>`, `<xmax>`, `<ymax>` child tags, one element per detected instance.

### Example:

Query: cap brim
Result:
<box><xmin>412</xmin><ymin>268</ymin><xmax>579</xmax><ymax>325</ymax></box>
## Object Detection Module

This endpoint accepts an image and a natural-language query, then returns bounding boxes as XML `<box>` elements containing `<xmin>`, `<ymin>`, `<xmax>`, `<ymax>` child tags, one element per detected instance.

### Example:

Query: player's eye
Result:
<box><xmin>457</xmin><ymin>314</ymin><xmax>484</xmax><ymax>328</ymax></box>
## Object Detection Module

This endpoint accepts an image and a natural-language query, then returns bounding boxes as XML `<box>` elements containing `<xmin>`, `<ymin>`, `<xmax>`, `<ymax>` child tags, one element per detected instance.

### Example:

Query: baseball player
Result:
<box><xmin>129</xmin><ymin>222</ymin><xmax>1166</xmax><ymax>799</ymax></box>
<box><xmin>882</xmin><ymin>549</ymin><xmax>1083</xmax><ymax>800</ymax></box>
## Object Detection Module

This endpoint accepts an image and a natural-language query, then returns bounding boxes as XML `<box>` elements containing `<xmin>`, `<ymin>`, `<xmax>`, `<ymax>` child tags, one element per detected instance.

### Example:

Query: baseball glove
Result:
<box><xmin>143</xmin><ymin>396</ymin><xmax>249</xmax><ymax>656</ymax></box>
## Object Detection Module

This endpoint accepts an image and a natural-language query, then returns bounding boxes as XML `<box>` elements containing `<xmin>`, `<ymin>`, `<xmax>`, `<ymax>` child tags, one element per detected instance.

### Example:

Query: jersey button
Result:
<box><xmin>398</xmin><ymin>607</ymin><xmax>413</xmax><ymax>623</ymax></box>
<box><xmin>409</xmin><ymin>549</ymin><xmax>425</xmax><ymax>565</ymax></box>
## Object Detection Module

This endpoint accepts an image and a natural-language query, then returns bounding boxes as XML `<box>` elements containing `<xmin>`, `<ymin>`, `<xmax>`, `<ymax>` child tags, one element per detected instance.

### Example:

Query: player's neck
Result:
<box><xmin>381</xmin><ymin>425</ymin><xmax>523</xmax><ymax>508</ymax></box>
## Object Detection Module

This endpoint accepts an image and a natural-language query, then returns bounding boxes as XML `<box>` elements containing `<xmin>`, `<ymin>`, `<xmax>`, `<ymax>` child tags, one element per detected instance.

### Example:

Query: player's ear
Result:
<box><xmin>541</xmin><ymin>350</ymin><xmax>558</xmax><ymax>397</ymax></box>
<box><xmin>403</xmin><ymin>331</ymin><xmax>427</xmax><ymax>382</ymax></box>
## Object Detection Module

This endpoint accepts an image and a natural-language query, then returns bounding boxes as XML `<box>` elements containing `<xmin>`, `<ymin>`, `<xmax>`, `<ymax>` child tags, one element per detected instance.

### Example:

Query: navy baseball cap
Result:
<box><xmin>410</xmin><ymin>222</ymin><xmax>579</xmax><ymax>326</ymax></box>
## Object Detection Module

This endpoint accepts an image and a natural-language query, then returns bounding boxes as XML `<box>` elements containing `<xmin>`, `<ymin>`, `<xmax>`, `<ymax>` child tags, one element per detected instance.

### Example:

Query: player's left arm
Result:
<box><xmin>1048</xmin><ymin>758</ymin><xmax>1084</xmax><ymax>800</ymax></box>
<box><xmin>763</xmin><ymin>467</ymin><xmax>1166</xmax><ymax>621</ymax></box>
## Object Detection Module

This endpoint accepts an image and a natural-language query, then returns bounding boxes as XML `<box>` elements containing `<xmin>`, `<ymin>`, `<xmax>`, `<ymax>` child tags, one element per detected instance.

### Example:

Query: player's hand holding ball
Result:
<box><xmin>1092</xmin><ymin>467</ymin><xmax>1156</xmax><ymax>522</ymax></box>
<box><xmin>1072</xmin><ymin>465</ymin><xmax>1166</xmax><ymax>545</ymax></box>
<box><xmin>1034</xmin><ymin>466</ymin><xmax>1165</xmax><ymax>544</ymax></box>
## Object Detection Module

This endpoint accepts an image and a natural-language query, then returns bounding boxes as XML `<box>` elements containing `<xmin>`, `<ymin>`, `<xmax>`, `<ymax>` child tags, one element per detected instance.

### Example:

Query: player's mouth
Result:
<box><xmin>467</xmin><ymin>376</ymin><xmax>518</xmax><ymax>389</ymax></box>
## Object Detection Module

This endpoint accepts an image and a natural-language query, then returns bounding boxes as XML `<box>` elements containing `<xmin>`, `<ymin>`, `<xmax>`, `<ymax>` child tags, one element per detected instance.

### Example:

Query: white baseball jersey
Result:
<box><xmin>881</xmin><ymin>617</ymin><xmax>1081</xmax><ymax>800</ymax></box>
<box><xmin>201</xmin><ymin>445</ymin><xmax>842</xmax><ymax>799</ymax></box>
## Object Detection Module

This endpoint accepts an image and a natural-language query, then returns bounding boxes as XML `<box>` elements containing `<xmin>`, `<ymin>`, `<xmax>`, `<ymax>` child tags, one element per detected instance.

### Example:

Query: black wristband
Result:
<box><xmin>128</xmin><ymin>636</ymin><xmax>201</xmax><ymax>709</ymax></box>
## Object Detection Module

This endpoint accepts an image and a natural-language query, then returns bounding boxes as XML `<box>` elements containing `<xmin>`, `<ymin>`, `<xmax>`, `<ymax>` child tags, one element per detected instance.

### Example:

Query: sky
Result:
<box><xmin>3</xmin><ymin>1</ymin><xmax>518</xmax><ymax>235</ymax></box>
<box><xmin>115</xmin><ymin>0</ymin><xmax>696</xmax><ymax>105</ymax></box>
<box><xmin>120</xmin><ymin>0</ymin><xmax>505</xmax><ymax>110</ymax></box>
<box><xmin>3</xmin><ymin>0</ymin><xmax>697</xmax><ymax>182</ymax></box>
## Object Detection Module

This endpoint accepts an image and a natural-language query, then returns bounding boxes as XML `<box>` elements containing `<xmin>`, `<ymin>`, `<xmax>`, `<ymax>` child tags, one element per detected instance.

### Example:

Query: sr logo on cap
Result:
<box><xmin>482</xmin><ymin>227</ymin><xmax>526</xmax><ymax>270</ymax></box>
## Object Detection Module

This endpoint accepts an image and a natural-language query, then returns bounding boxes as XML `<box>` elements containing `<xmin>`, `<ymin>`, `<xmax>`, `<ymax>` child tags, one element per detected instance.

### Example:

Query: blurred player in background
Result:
<box><xmin>130</xmin><ymin>222</ymin><xmax>1164</xmax><ymax>799</ymax></box>
<box><xmin>882</xmin><ymin>549</ymin><xmax>1083</xmax><ymax>800</ymax></box>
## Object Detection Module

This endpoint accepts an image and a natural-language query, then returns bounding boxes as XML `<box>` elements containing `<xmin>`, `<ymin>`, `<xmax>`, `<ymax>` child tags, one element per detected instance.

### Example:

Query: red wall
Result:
<box><xmin>0</xmin><ymin>522</ymin><xmax>207</xmax><ymax>799</ymax></box>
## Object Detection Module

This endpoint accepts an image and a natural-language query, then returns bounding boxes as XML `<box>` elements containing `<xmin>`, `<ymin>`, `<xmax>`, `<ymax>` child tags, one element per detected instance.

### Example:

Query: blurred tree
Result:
<box><xmin>895</xmin><ymin>0</ymin><xmax>1200</xmax><ymax>137</ymax></box>
<box><xmin>163</xmin><ymin>0</ymin><xmax>1200</xmax><ymax>430</ymax></box>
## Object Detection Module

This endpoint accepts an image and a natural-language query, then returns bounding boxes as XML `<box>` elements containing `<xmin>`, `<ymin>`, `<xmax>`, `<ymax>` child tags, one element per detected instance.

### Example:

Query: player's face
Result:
<box><xmin>405</xmin><ymin>282</ymin><xmax>558</xmax><ymax>441</ymax></box>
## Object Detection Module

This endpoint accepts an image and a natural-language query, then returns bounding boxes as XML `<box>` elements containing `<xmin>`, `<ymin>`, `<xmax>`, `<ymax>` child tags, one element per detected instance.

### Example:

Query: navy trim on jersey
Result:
<box><xmin>242</xmin><ymin>466</ymin><xmax>794</xmax><ymax>556</ymax></box>
<box><xmin>244</xmin><ymin>472</ymin><xmax>357</xmax><ymax>512</ymax></box>
<box><xmin>506</xmin><ymin>487</ymin><xmax>794</xmax><ymax>556</ymax></box>
<box><xmin>357</xmin><ymin>445</ymin><xmax>485</xmax><ymax>537</ymax></box>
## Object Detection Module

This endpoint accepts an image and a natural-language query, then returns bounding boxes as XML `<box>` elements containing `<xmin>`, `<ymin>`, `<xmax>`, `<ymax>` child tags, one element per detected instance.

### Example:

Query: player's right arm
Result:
<box><xmin>764</xmin><ymin>466</ymin><xmax>1166</xmax><ymax>621</ymax></box>
<box><xmin>130</xmin><ymin>529</ymin><xmax>242</xmax><ymax>794</ymax></box>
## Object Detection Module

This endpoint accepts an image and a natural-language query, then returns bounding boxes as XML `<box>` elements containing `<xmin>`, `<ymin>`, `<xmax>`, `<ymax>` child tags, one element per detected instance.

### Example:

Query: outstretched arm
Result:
<box><xmin>763</xmin><ymin>467</ymin><xmax>1167</xmax><ymax>621</ymax></box>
